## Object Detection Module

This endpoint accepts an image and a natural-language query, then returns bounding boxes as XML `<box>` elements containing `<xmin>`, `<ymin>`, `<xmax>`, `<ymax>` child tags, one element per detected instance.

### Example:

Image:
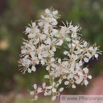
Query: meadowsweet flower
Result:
<box><xmin>18</xmin><ymin>8</ymin><xmax>102</xmax><ymax>101</ymax></box>
<box><xmin>29</xmin><ymin>84</ymin><xmax>42</xmax><ymax>100</ymax></box>
<box><xmin>52</xmin><ymin>87</ymin><xmax>64</xmax><ymax>101</ymax></box>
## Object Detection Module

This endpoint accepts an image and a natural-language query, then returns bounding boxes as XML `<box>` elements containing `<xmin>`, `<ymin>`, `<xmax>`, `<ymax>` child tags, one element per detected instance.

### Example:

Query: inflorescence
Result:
<box><xmin>18</xmin><ymin>8</ymin><xmax>102</xmax><ymax>101</ymax></box>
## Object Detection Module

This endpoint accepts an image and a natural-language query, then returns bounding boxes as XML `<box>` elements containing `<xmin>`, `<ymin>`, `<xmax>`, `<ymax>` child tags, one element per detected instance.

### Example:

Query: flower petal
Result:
<box><xmin>64</xmin><ymin>81</ymin><xmax>69</xmax><ymax>85</ymax></box>
<box><xmin>33</xmin><ymin>84</ymin><xmax>37</xmax><ymax>89</ymax></box>
<box><xmin>59</xmin><ymin>87</ymin><xmax>64</xmax><ymax>92</ymax></box>
<box><xmin>45</xmin><ymin>9</ymin><xmax>50</xmax><ymax>14</ymax></box>
<box><xmin>28</xmin><ymin>68</ymin><xmax>31</xmax><ymax>73</ymax></box>
<box><xmin>31</xmin><ymin>66</ymin><xmax>36</xmax><ymax>72</ymax></box>
<box><xmin>52</xmin><ymin>96</ymin><xmax>56</xmax><ymax>101</ymax></box>
<box><xmin>52</xmin><ymin>88</ymin><xmax>56</xmax><ymax>93</ymax></box>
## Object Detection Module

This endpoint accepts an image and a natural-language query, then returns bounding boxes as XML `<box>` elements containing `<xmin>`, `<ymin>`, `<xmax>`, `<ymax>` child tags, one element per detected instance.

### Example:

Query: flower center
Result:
<box><xmin>51</xmin><ymin>42</ymin><xmax>54</xmax><ymax>46</ymax></box>
<box><xmin>37</xmin><ymin>33</ymin><xmax>40</xmax><ymax>37</ymax></box>
<box><xmin>84</xmin><ymin>48</ymin><xmax>88</xmax><ymax>52</ymax></box>
<box><xmin>46</xmin><ymin>34</ymin><xmax>49</xmax><ymax>38</ymax></box>
<box><xmin>79</xmin><ymin>55</ymin><xmax>83</xmax><ymax>59</ymax></box>
<box><xmin>49</xmin><ymin>14</ymin><xmax>53</xmax><ymax>17</ymax></box>
<box><xmin>83</xmin><ymin>74</ymin><xmax>87</xmax><ymax>79</ymax></box>
<box><xmin>31</xmin><ymin>29</ymin><xmax>35</xmax><ymax>33</ymax></box>
<box><xmin>70</xmin><ymin>79</ymin><xmax>74</xmax><ymax>83</ymax></box>
<box><xmin>32</xmin><ymin>61</ymin><xmax>35</xmax><ymax>65</ymax></box>
<box><xmin>69</xmin><ymin>59</ymin><xmax>73</xmax><ymax>63</ymax></box>
<box><xmin>61</xmin><ymin>36</ymin><xmax>64</xmax><ymax>39</ymax></box>
<box><xmin>48</xmin><ymin>62</ymin><xmax>51</xmax><ymax>65</ymax></box>
<box><xmin>70</xmin><ymin>49</ymin><xmax>73</xmax><ymax>53</ymax></box>
<box><xmin>35</xmin><ymin>49</ymin><xmax>39</xmax><ymax>53</ymax></box>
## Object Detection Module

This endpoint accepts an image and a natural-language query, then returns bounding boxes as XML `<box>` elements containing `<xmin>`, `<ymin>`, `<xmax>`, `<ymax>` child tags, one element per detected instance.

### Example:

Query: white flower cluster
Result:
<box><xmin>18</xmin><ymin>8</ymin><xmax>102</xmax><ymax>101</ymax></box>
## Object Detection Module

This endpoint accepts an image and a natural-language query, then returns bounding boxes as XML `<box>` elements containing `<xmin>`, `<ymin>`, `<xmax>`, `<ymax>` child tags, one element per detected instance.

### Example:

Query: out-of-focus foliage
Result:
<box><xmin>0</xmin><ymin>0</ymin><xmax>103</xmax><ymax>93</ymax></box>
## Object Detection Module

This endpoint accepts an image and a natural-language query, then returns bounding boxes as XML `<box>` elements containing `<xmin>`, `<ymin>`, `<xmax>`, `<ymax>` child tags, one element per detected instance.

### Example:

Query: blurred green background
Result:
<box><xmin>0</xmin><ymin>0</ymin><xmax>103</xmax><ymax>102</ymax></box>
